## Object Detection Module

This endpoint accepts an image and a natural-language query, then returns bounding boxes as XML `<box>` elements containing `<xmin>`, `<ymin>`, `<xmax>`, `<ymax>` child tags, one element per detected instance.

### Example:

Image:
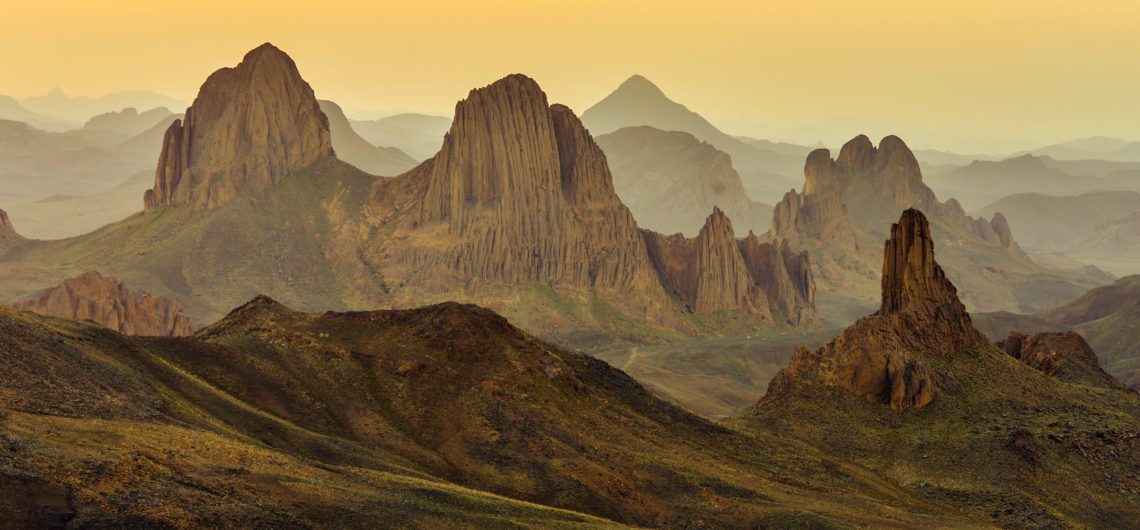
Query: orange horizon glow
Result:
<box><xmin>4</xmin><ymin>0</ymin><xmax>1139</xmax><ymax>153</ymax></box>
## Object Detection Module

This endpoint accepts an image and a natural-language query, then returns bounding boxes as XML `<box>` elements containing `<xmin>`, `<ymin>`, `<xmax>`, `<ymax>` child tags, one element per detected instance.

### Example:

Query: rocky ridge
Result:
<box><xmin>11</xmin><ymin>271</ymin><xmax>195</xmax><ymax>336</ymax></box>
<box><xmin>144</xmin><ymin>43</ymin><xmax>333</xmax><ymax>210</ymax></box>
<box><xmin>767</xmin><ymin>209</ymin><xmax>987</xmax><ymax>409</ymax></box>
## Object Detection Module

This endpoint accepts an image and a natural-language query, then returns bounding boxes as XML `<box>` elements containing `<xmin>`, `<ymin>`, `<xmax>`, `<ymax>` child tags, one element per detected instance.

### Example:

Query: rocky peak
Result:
<box><xmin>766</xmin><ymin>209</ymin><xmax>987</xmax><ymax>410</ymax></box>
<box><xmin>10</xmin><ymin>271</ymin><xmax>195</xmax><ymax>337</ymax></box>
<box><xmin>144</xmin><ymin>43</ymin><xmax>332</xmax><ymax>210</ymax></box>
<box><xmin>643</xmin><ymin>209</ymin><xmax>771</xmax><ymax>318</ymax></box>
<box><xmin>835</xmin><ymin>134</ymin><xmax>876</xmax><ymax>172</ymax></box>
<box><xmin>417</xmin><ymin>74</ymin><xmax>559</xmax><ymax>227</ymax></box>
<box><xmin>799</xmin><ymin>135</ymin><xmax>936</xmax><ymax>233</ymax></box>
<box><xmin>0</xmin><ymin>208</ymin><xmax>12</xmax><ymax>233</ymax></box>
<box><xmin>880</xmin><ymin>208</ymin><xmax>963</xmax><ymax>315</ymax></box>
<box><xmin>395</xmin><ymin>74</ymin><xmax>673</xmax><ymax>321</ymax></box>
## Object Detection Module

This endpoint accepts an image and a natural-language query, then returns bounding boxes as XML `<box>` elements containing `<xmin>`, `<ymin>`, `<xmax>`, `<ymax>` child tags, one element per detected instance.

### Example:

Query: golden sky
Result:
<box><xmin>4</xmin><ymin>0</ymin><xmax>1138</xmax><ymax>152</ymax></box>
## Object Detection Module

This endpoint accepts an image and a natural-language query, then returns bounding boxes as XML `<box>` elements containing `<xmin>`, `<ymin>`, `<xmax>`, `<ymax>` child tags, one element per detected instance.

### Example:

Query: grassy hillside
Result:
<box><xmin>1</xmin><ymin>300</ymin><xmax>986</xmax><ymax>528</ymax></box>
<box><xmin>743</xmin><ymin>341</ymin><xmax>1140</xmax><ymax>528</ymax></box>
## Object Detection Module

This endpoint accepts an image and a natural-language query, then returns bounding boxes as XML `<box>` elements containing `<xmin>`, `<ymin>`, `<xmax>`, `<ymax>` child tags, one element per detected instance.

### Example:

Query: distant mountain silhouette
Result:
<box><xmin>581</xmin><ymin>75</ymin><xmax>805</xmax><ymax>203</ymax></box>
<box><xmin>318</xmin><ymin>100</ymin><xmax>417</xmax><ymax>176</ymax></box>
<box><xmin>82</xmin><ymin>106</ymin><xmax>175</xmax><ymax>137</ymax></box>
<box><xmin>349</xmin><ymin>113</ymin><xmax>452</xmax><ymax>161</ymax></box>
<box><xmin>977</xmin><ymin>190</ymin><xmax>1140</xmax><ymax>250</ymax></box>
<box><xmin>596</xmin><ymin>126</ymin><xmax>771</xmax><ymax>236</ymax></box>
<box><xmin>18</xmin><ymin>87</ymin><xmax>185</xmax><ymax>124</ymax></box>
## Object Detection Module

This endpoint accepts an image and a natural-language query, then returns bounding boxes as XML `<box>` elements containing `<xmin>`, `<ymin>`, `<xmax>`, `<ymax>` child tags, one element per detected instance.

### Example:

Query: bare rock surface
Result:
<box><xmin>12</xmin><ymin>271</ymin><xmax>194</xmax><ymax>336</ymax></box>
<box><xmin>144</xmin><ymin>43</ymin><xmax>332</xmax><ymax>210</ymax></box>
<box><xmin>767</xmin><ymin>209</ymin><xmax>987</xmax><ymax>409</ymax></box>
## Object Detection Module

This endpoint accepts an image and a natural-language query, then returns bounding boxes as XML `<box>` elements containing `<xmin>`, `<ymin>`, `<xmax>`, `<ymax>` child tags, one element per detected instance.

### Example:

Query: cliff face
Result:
<box><xmin>643</xmin><ymin>209</ymin><xmax>769</xmax><ymax>318</ymax></box>
<box><xmin>642</xmin><ymin>209</ymin><xmax>816</xmax><ymax>324</ymax></box>
<box><xmin>144</xmin><ymin>43</ymin><xmax>332</xmax><ymax>210</ymax></box>
<box><xmin>363</xmin><ymin>75</ymin><xmax>817</xmax><ymax>326</ymax></box>
<box><xmin>767</xmin><ymin>209</ymin><xmax>987</xmax><ymax>410</ymax></box>
<box><xmin>11</xmin><ymin>271</ymin><xmax>194</xmax><ymax>337</ymax></box>
<box><xmin>378</xmin><ymin>74</ymin><xmax>673</xmax><ymax>321</ymax></box>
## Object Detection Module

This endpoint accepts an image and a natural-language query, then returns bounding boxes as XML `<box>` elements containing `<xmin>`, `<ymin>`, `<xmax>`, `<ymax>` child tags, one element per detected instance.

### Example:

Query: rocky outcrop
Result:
<box><xmin>643</xmin><ymin>209</ymin><xmax>770</xmax><ymax>318</ymax></box>
<box><xmin>363</xmin><ymin>74</ymin><xmax>818</xmax><ymax>327</ymax></box>
<box><xmin>738</xmin><ymin>236</ymin><xmax>816</xmax><ymax>325</ymax></box>
<box><xmin>144</xmin><ymin>43</ymin><xmax>332</xmax><ymax>210</ymax></box>
<box><xmin>767</xmin><ymin>209</ymin><xmax>987</xmax><ymax>410</ymax></box>
<box><xmin>595</xmin><ymin>126</ymin><xmax>771</xmax><ymax>236</ymax></box>
<box><xmin>641</xmin><ymin>209</ymin><xmax>816</xmax><ymax>324</ymax></box>
<box><xmin>383</xmin><ymin>74</ymin><xmax>674</xmax><ymax>321</ymax></box>
<box><xmin>11</xmin><ymin>271</ymin><xmax>194</xmax><ymax>337</ymax></box>
<box><xmin>997</xmin><ymin>331</ymin><xmax>1125</xmax><ymax>389</ymax></box>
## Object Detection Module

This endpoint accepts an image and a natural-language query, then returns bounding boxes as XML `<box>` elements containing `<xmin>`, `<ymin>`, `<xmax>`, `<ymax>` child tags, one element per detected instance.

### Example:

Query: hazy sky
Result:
<box><xmin>4</xmin><ymin>0</ymin><xmax>1138</xmax><ymax>153</ymax></box>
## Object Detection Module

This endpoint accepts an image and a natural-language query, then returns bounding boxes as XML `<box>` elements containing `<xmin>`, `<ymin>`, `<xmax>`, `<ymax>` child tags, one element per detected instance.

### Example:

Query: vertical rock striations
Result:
<box><xmin>144</xmin><ymin>43</ymin><xmax>332</xmax><ymax>210</ymax></box>
<box><xmin>766</xmin><ymin>209</ymin><xmax>987</xmax><ymax>410</ymax></box>
<box><xmin>371</xmin><ymin>74</ymin><xmax>818</xmax><ymax>326</ymax></box>
<box><xmin>642</xmin><ymin>209</ymin><xmax>816</xmax><ymax>324</ymax></box>
<box><xmin>11</xmin><ymin>271</ymin><xmax>195</xmax><ymax>337</ymax></box>
<box><xmin>643</xmin><ymin>209</ymin><xmax>770</xmax><ymax>318</ymax></box>
<box><xmin>392</xmin><ymin>74</ymin><xmax>673</xmax><ymax>320</ymax></box>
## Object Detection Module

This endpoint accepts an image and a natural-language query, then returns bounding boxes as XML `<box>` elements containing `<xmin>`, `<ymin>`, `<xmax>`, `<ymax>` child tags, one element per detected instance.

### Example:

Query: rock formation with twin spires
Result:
<box><xmin>144</xmin><ymin>43</ymin><xmax>333</xmax><ymax>210</ymax></box>
<box><xmin>767</xmin><ymin>209</ymin><xmax>986</xmax><ymax>409</ymax></box>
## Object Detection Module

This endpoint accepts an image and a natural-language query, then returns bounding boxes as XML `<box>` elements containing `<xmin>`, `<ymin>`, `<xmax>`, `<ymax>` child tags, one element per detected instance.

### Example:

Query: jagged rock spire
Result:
<box><xmin>144</xmin><ymin>43</ymin><xmax>332</xmax><ymax>210</ymax></box>
<box><xmin>880</xmin><ymin>208</ymin><xmax>963</xmax><ymax>315</ymax></box>
<box><xmin>765</xmin><ymin>208</ymin><xmax>986</xmax><ymax>410</ymax></box>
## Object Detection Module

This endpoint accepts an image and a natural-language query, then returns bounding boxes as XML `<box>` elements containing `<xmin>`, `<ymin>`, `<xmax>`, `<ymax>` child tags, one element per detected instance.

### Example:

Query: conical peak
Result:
<box><xmin>879</xmin><ymin>208</ymin><xmax>963</xmax><ymax>315</ymax></box>
<box><xmin>0</xmin><ymin>208</ymin><xmax>12</xmax><ymax>233</ymax></box>
<box><xmin>614</xmin><ymin>74</ymin><xmax>668</xmax><ymax>98</ymax></box>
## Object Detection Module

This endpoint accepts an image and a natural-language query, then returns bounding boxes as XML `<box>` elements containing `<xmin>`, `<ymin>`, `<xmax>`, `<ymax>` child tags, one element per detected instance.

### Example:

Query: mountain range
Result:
<box><xmin>581</xmin><ymin>75</ymin><xmax>807</xmax><ymax>203</ymax></box>
<box><xmin>0</xmin><ymin>44</ymin><xmax>816</xmax><ymax>350</ymax></box>
<box><xmin>3</xmin><ymin>206</ymin><xmax>1136</xmax><ymax>528</ymax></box>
